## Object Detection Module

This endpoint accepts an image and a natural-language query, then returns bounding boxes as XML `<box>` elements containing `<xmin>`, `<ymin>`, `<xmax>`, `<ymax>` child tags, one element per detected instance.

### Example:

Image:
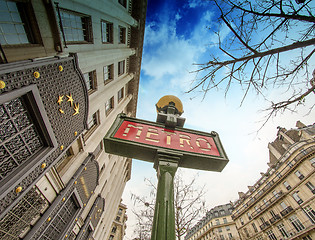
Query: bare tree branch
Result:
<box><xmin>131</xmin><ymin>171</ymin><xmax>206</xmax><ymax>240</ymax></box>
<box><xmin>189</xmin><ymin>0</ymin><xmax>315</xmax><ymax>126</ymax></box>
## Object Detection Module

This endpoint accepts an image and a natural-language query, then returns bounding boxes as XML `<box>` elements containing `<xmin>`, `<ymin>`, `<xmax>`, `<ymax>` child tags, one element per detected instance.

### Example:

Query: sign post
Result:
<box><xmin>104</xmin><ymin>95</ymin><xmax>229</xmax><ymax>240</ymax></box>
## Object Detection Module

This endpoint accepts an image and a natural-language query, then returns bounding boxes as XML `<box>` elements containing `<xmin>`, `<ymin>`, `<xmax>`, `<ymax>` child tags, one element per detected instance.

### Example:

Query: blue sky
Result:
<box><xmin>122</xmin><ymin>1</ymin><xmax>315</xmax><ymax>239</ymax></box>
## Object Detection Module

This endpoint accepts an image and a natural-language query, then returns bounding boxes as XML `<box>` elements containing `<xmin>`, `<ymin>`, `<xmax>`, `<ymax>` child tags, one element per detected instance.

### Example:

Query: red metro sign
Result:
<box><xmin>105</xmin><ymin>114</ymin><xmax>228</xmax><ymax>172</ymax></box>
<box><xmin>114</xmin><ymin>120</ymin><xmax>220</xmax><ymax>157</ymax></box>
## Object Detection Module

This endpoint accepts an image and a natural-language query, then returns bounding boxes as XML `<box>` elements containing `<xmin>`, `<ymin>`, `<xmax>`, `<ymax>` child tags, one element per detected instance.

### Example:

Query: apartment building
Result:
<box><xmin>232</xmin><ymin>121</ymin><xmax>315</xmax><ymax>240</ymax></box>
<box><xmin>185</xmin><ymin>203</ymin><xmax>240</xmax><ymax>240</ymax></box>
<box><xmin>108</xmin><ymin>202</ymin><xmax>128</xmax><ymax>240</ymax></box>
<box><xmin>0</xmin><ymin>0</ymin><xmax>146</xmax><ymax>239</ymax></box>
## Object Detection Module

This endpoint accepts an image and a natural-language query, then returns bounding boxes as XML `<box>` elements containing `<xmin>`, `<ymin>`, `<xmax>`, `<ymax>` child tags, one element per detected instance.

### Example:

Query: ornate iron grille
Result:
<box><xmin>0</xmin><ymin>186</ymin><xmax>49</xmax><ymax>239</ymax></box>
<box><xmin>41</xmin><ymin>194</ymin><xmax>79</xmax><ymax>240</ymax></box>
<box><xmin>0</xmin><ymin>97</ymin><xmax>43</xmax><ymax>181</ymax></box>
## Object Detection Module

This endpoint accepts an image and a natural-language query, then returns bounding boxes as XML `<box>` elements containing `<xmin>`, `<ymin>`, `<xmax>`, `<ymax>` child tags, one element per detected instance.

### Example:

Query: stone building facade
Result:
<box><xmin>0</xmin><ymin>0</ymin><xmax>146</xmax><ymax>239</ymax></box>
<box><xmin>232</xmin><ymin>121</ymin><xmax>315</xmax><ymax>240</ymax></box>
<box><xmin>185</xmin><ymin>203</ymin><xmax>240</xmax><ymax>240</ymax></box>
<box><xmin>108</xmin><ymin>202</ymin><xmax>128</xmax><ymax>240</ymax></box>
<box><xmin>185</xmin><ymin>122</ymin><xmax>314</xmax><ymax>240</ymax></box>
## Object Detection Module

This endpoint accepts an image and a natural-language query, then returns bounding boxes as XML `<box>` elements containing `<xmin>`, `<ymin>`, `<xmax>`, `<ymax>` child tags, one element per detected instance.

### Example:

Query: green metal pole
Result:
<box><xmin>151</xmin><ymin>151</ymin><xmax>181</xmax><ymax>240</ymax></box>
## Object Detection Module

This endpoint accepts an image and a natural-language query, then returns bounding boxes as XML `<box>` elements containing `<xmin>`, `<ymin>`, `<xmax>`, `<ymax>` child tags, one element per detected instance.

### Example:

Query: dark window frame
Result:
<box><xmin>105</xmin><ymin>96</ymin><xmax>114</xmax><ymax>116</ymax></box>
<box><xmin>83</xmin><ymin>70</ymin><xmax>97</xmax><ymax>94</ymax></box>
<box><xmin>104</xmin><ymin>64</ymin><xmax>114</xmax><ymax>84</ymax></box>
<box><xmin>118</xmin><ymin>26</ymin><xmax>126</xmax><ymax>44</ymax></box>
<box><xmin>118</xmin><ymin>60</ymin><xmax>125</xmax><ymax>76</ymax></box>
<box><xmin>0</xmin><ymin>0</ymin><xmax>42</xmax><ymax>46</ymax></box>
<box><xmin>118</xmin><ymin>87</ymin><xmax>124</xmax><ymax>102</ymax></box>
<box><xmin>84</xmin><ymin>111</ymin><xmax>100</xmax><ymax>140</ymax></box>
<box><xmin>101</xmin><ymin>20</ymin><xmax>113</xmax><ymax>43</ymax></box>
<box><xmin>58</xmin><ymin>8</ymin><xmax>93</xmax><ymax>44</ymax></box>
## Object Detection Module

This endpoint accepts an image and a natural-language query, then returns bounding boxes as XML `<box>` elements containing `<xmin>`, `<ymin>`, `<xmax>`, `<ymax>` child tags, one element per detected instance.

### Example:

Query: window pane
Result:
<box><xmin>59</xmin><ymin>9</ymin><xmax>90</xmax><ymax>43</ymax></box>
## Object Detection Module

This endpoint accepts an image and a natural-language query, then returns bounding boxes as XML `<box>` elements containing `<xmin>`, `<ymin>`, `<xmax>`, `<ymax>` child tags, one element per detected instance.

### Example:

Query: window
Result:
<box><xmin>247</xmin><ymin>212</ymin><xmax>252</xmax><ymax>220</ymax></box>
<box><xmin>223</xmin><ymin>218</ymin><xmax>227</xmax><ymax>224</ymax></box>
<box><xmin>306</xmin><ymin>181</ymin><xmax>315</xmax><ymax>193</ymax></box>
<box><xmin>280</xmin><ymin>202</ymin><xmax>287</xmax><ymax>209</ymax></box>
<box><xmin>292</xmin><ymin>192</ymin><xmax>303</xmax><ymax>204</ymax></box>
<box><xmin>87</xmin><ymin>111</ymin><xmax>99</xmax><ymax>130</ymax></box>
<box><xmin>218</xmin><ymin>227</ymin><xmax>222</xmax><ymax>232</ymax></box>
<box><xmin>289</xmin><ymin>215</ymin><xmax>305</xmax><ymax>232</ymax></box>
<box><xmin>105</xmin><ymin>96</ymin><xmax>114</xmax><ymax>115</ymax></box>
<box><xmin>226</xmin><ymin>226</ymin><xmax>230</xmax><ymax>231</ymax></box>
<box><xmin>244</xmin><ymin>228</ymin><xmax>249</xmax><ymax>237</ymax></box>
<box><xmin>118</xmin><ymin>87</ymin><xmax>124</xmax><ymax>102</ymax></box>
<box><xmin>260</xmin><ymin>217</ymin><xmax>266</xmax><ymax>224</ymax></box>
<box><xmin>101</xmin><ymin>20</ymin><xmax>113</xmax><ymax>43</ymax></box>
<box><xmin>272</xmin><ymin>190</ymin><xmax>280</xmax><ymax>198</ymax></box>
<box><xmin>119</xmin><ymin>26</ymin><xmax>126</xmax><ymax>44</ymax></box>
<box><xmin>240</xmin><ymin>217</ymin><xmax>244</xmax><ymax>225</ymax></box>
<box><xmin>263</xmin><ymin>199</ymin><xmax>268</xmax><ymax>206</ymax></box>
<box><xmin>42</xmin><ymin>193</ymin><xmax>81</xmax><ymax>239</ymax></box>
<box><xmin>266</xmin><ymin>230</ymin><xmax>277</xmax><ymax>240</ymax></box>
<box><xmin>270</xmin><ymin>210</ymin><xmax>276</xmax><ymax>218</ymax></box>
<box><xmin>304</xmin><ymin>205</ymin><xmax>315</xmax><ymax>223</ymax></box>
<box><xmin>59</xmin><ymin>9</ymin><xmax>92</xmax><ymax>43</ymax></box>
<box><xmin>115</xmin><ymin>216</ymin><xmax>120</xmax><ymax>222</ymax></box>
<box><xmin>228</xmin><ymin>233</ymin><xmax>233</xmax><ymax>239</ymax></box>
<box><xmin>276</xmin><ymin>172</ymin><xmax>282</xmax><ymax>179</ymax></box>
<box><xmin>283</xmin><ymin>181</ymin><xmax>291</xmax><ymax>190</ymax></box>
<box><xmin>310</xmin><ymin>157</ymin><xmax>315</xmax><ymax>167</ymax></box>
<box><xmin>93</xmin><ymin>141</ymin><xmax>103</xmax><ymax>158</ymax></box>
<box><xmin>104</xmin><ymin>64</ymin><xmax>114</xmax><ymax>84</ymax></box>
<box><xmin>0</xmin><ymin>186</ymin><xmax>49</xmax><ymax>239</ymax></box>
<box><xmin>252</xmin><ymin>223</ymin><xmax>258</xmax><ymax>233</ymax></box>
<box><xmin>216</xmin><ymin>219</ymin><xmax>220</xmax><ymax>225</ymax></box>
<box><xmin>302</xmin><ymin>236</ymin><xmax>312</xmax><ymax>240</ymax></box>
<box><xmin>109</xmin><ymin>235</ymin><xmax>114</xmax><ymax>240</ymax></box>
<box><xmin>83</xmin><ymin>70</ymin><xmax>97</xmax><ymax>93</ymax></box>
<box><xmin>84</xmin><ymin>111</ymin><xmax>100</xmax><ymax>139</ymax></box>
<box><xmin>277</xmin><ymin>223</ymin><xmax>289</xmax><ymax>238</ymax></box>
<box><xmin>111</xmin><ymin>226</ymin><xmax>117</xmax><ymax>233</ymax></box>
<box><xmin>118</xmin><ymin>60</ymin><xmax>125</xmax><ymax>75</ymax></box>
<box><xmin>295</xmin><ymin>170</ymin><xmax>304</xmax><ymax>180</ymax></box>
<box><xmin>118</xmin><ymin>208</ymin><xmax>123</xmax><ymax>215</ymax></box>
<box><xmin>55</xmin><ymin>148</ymin><xmax>74</xmax><ymax>173</ymax></box>
<box><xmin>0</xmin><ymin>0</ymin><xmax>40</xmax><ymax>45</ymax></box>
<box><xmin>118</xmin><ymin>0</ymin><xmax>126</xmax><ymax>7</ymax></box>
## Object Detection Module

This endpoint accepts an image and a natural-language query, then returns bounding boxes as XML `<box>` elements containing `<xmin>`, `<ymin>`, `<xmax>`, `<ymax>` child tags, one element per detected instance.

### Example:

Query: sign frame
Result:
<box><xmin>104</xmin><ymin>114</ymin><xmax>229</xmax><ymax>172</ymax></box>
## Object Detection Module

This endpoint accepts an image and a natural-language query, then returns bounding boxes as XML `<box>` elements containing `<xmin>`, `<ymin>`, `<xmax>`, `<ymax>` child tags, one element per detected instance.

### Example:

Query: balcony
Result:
<box><xmin>280</xmin><ymin>206</ymin><xmax>293</xmax><ymax>217</ymax></box>
<box><xmin>252</xmin><ymin>191</ymin><xmax>284</xmax><ymax>218</ymax></box>
<box><xmin>269</xmin><ymin>214</ymin><xmax>281</xmax><ymax>224</ymax></box>
<box><xmin>259</xmin><ymin>221</ymin><xmax>270</xmax><ymax>231</ymax></box>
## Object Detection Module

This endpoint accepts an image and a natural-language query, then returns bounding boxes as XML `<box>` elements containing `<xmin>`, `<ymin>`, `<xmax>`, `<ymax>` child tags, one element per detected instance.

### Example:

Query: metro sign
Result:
<box><xmin>105</xmin><ymin>114</ymin><xmax>229</xmax><ymax>172</ymax></box>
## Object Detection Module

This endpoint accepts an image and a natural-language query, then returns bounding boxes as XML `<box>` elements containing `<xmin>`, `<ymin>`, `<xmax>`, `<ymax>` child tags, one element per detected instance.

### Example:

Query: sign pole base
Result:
<box><xmin>151</xmin><ymin>151</ymin><xmax>181</xmax><ymax>240</ymax></box>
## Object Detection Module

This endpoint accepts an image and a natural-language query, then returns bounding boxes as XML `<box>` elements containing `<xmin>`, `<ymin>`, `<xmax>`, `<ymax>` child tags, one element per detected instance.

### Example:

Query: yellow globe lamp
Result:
<box><xmin>156</xmin><ymin>95</ymin><xmax>183</xmax><ymax>115</ymax></box>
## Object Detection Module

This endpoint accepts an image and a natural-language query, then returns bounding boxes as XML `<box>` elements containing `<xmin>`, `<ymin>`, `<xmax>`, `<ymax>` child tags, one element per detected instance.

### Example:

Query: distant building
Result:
<box><xmin>232</xmin><ymin>121</ymin><xmax>315</xmax><ymax>240</ymax></box>
<box><xmin>0</xmin><ymin>0</ymin><xmax>146</xmax><ymax>239</ymax></box>
<box><xmin>185</xmin><ymin>203</ymin><xmax>240</xmax><ymax>240</ymax></box>
<box><xmin>108</xmin><ymin>202</ymin><xmax>128</xmax><ymax>240</ymax></box>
